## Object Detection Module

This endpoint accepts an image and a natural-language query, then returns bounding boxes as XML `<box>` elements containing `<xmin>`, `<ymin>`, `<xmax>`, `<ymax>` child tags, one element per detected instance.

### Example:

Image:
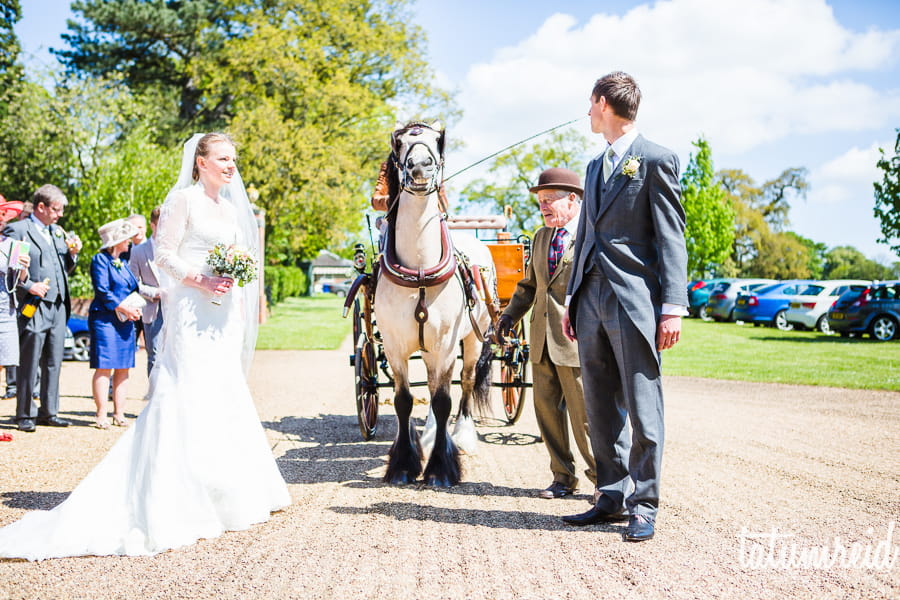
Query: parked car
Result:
<box><xmin>65</xmin><ymin>314</ymin><xmax>91</xmax><ymax>362</ymax></box>
<box><xmin>785</xmin><ymin>280</ymin><xmax>869</xmax><ymax>334</ymax></box>
<box><xmin>828</xmin><ymin>280</ymin><xmax>900</xmax><ymax>341</ymax></box>
<box><xmin>327</xmin><ymin>279</ymin><xmax>354</xmax><ymax>297</ymax></box>
<box><xmin>687</xmin><ymin>278</ymin><xmax>729</xmax><ymax>321</ymax></box>
<box><xmin>707</xmin><ymin>278</ymin><xmax>776</xmax><ymax>322</ymax></box>
<box><xmin>733</xmin><ymin>280</ymin><xmax>815</xmax><ymax>331</ymax></box>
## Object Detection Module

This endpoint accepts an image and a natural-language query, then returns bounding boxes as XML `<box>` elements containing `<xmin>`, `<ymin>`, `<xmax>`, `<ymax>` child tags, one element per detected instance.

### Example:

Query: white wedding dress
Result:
<box><xmin>0</xmin><ymin>184</ymin><xmax>290</xmax><ymax>560</ymax></box>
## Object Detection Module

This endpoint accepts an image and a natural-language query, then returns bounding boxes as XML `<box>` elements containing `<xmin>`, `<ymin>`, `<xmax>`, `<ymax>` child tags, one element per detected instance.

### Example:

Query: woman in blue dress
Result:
<box><xmin>89</xmin><ymin>218</ymin><xmax>143</xmax><ymax>429</ymax></box>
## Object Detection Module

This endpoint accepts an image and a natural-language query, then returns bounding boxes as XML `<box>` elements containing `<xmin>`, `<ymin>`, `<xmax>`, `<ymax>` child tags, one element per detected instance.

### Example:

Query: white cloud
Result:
<box><xmin>446</xmin><ymin>0</ymin><xmax>900</xmax><ymax>179</ymax></box>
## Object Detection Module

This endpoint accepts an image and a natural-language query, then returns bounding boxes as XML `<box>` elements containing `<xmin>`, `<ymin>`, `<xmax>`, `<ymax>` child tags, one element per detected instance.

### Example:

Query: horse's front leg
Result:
<box><xmin>423</xmin><ymin>364</ymin><xmax>461</xmax><ymax>487</ymax></box>
<box><xmin>384</xmin><ymin>368</ymin><xmax>422</xmax><ymax>485</ymax></box>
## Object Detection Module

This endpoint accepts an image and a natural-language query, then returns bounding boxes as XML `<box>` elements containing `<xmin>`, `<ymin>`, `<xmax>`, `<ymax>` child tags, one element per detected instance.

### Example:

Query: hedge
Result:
<box><xmin>264</xmin><ymin>265</ymin><xmax>308</xmax><ymax>305</ymax></box>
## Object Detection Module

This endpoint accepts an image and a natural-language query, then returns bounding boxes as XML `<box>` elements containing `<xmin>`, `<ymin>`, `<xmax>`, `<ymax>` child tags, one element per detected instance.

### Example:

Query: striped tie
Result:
<box><xmin>548</xmin><ymin>228</ymin><xmax>568</xmax><ymax>276</ymax></box>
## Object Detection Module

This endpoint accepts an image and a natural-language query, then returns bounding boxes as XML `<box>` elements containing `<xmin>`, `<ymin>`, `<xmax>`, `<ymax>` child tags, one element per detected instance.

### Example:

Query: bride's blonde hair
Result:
<box><xmin>191</xmin><ymin>132</ymin><xmax>236</xmax><ymax>182</ymax></box>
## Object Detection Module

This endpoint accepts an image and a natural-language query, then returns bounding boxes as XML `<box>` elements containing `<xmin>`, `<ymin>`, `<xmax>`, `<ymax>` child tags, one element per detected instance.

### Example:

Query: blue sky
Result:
<box><xmin>16</xmin><ymin>0</ymin><xmax>900</xmax><ymax>261</ymax></box>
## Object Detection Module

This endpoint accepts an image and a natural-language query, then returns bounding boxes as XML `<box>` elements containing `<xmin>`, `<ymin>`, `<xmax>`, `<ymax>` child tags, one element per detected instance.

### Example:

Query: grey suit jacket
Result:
<box><xmin>3</xmin><ymin>218</ymin><xmax>77</xmax><ymax>330</ymax></box>
<box><xmin>128</xmin><ymin>238</ymin><xmax>162</xmax><ymax>323</ymax></box>
<box><xmin>567</xmin><ymin>134</ymin><xmax>688</xmax><ymax>355</ymax></box>
<box><xmin>503</xmin><ymin>225</ymin><xmax>579</xmax><ymax>368</ymax></box>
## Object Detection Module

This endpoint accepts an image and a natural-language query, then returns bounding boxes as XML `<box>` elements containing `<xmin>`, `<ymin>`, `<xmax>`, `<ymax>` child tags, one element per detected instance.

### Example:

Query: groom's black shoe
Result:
<box><xmin>36</xmin><ymin>416</ymin><xmax>70</xmax><ymax>427</ymax></box>
<box><xmin>562</xmin><ymin>494</ymin><xmax>628</xmax><ymax>525</ymax></box>
<box><xmin>624</xmin><ymin>514</ymin><xmax>655</xmax><ymax>542</ymax></box>
<box><xmin>17</xmin><ymin>419</ymin><xmax>36</xmax><ymax>432</ymax></box>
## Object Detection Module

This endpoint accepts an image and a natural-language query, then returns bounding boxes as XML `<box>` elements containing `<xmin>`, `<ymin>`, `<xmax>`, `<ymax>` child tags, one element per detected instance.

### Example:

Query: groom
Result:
<box><xmin>561</xmin><ymin>72</ymin><xmax>688</xmax><ymax>541</ymax></box>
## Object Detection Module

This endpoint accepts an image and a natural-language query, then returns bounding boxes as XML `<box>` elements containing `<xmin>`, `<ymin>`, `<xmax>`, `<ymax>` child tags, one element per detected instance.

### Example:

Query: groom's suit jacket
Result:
<box><xmin>567</xmin><ymin>134</ymin><xmax>688</xmax><ymax>356</ymax></box>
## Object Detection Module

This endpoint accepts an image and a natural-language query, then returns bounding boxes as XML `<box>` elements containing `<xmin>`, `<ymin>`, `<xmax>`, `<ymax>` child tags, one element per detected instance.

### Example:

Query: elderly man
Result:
<box><xmin>498</xmin><ymin>168</ymin><xmax>596</xmax><ymax>499</ymax></box>
<box><xmin>4</xmin><ymin>184</ymin><xmax>81</xmax><ymax>432</ymax></box>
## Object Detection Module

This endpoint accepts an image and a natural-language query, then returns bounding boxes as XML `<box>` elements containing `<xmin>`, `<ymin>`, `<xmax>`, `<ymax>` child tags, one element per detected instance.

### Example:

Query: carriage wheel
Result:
<box><xmin>354</xmin><ymin>334</ymin><xmax>379</xmax><ymax>440</ymax></box>
<box><xmin>501</xmin><ymin>322</ymin><xmax>528</xmax><ymax>424</ymax></box>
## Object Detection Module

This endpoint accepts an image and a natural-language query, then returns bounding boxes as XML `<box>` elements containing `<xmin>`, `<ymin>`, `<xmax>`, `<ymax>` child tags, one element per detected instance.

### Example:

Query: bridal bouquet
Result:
<box><xmin>205</xmin><ymin>243</ymin><xmax>258</xmax><ymax>304</ymax></box>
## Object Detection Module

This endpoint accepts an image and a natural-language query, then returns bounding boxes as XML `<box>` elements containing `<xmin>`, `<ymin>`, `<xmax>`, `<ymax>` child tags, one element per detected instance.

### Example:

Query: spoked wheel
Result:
<box><xmin>354</xmin><ymin>334</ymin><xmax>379</xmax><ymax>440</ymax></box>
<box><xmin>500</xmin><ymin>321</ymin><xmax>528</xmax><ymax>424</ymax></box>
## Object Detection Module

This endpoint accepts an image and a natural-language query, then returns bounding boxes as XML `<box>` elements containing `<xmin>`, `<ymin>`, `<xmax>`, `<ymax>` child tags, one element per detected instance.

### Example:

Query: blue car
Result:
<box><xmin>733</xmin><ymin>280</ymin><xmax>814</xmax><ymax>331</ymax></box>
<box><xmin>687</xmin><ymin>278</ymin><xmax>730</xmax><ymax>321</ymax></box>
<box><xmin>66</xmin><ymin>314</ymin><xmax>91</xmax><ymax>362</ymax></box>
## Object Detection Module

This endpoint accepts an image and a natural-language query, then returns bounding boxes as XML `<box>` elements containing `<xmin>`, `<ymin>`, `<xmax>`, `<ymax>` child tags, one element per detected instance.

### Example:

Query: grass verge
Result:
<box><xmin>256</xmin><ymin>295</ymin><xmax>350</xmax><ymax>350</ymax></box>
<box><xmin>665</xmin><ymin>319</ymin><xmax>900</xmax><ymax>391</ymax></box>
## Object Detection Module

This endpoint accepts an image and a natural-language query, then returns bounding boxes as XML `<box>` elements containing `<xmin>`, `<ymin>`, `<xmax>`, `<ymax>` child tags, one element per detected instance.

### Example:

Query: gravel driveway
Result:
<box><xmin>0</xmin><ymin>336</ymin><xmax>897</xmax><ymax>599</ymax></box>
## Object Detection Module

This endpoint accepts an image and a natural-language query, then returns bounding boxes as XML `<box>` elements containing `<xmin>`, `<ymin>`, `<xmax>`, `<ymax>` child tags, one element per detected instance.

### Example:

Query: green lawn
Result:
<box><xmin>256</xmin><ymin>296</ymin><xmax>900</xmax><ymax>391</ymax></box>
<box><xmin>256</xmin><ymin>295</ymin><xmax>350</xmax><ymax>350</ymax></box>
<box><xmin>665</xmin><ymin>319</ymin><xmax>900</xmax><ymax>391</ymax></box>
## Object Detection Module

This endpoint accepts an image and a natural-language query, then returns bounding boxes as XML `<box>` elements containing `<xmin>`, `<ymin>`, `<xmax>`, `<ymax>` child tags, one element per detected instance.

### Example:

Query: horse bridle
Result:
<box><xmin>391</xmin><ymin>124</ymin><xmax>445</xmax><ymax>197</ymax></box>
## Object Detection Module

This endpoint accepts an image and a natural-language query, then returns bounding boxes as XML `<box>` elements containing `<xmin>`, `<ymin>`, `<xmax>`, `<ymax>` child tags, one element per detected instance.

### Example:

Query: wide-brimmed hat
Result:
<box><xmin>98</xmin><ymin>218</ymin><xmax>138</xmax><ymax>250</ymax></box>
<box><xmin>0</xmin><ymin>196</ymin><xmax>24</xmax><ymax>218</ymax></box>
<box><xmin>528</xmin><ymin>167</ymin><xmax>583</xmax><ymax>197</ymax></box>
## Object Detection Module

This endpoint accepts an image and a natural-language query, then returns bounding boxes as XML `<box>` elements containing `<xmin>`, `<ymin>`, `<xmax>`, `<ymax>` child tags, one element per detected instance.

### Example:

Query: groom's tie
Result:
<box><xmin>602</xmin><ymin>146</ymin><xmax>616</xmax><ymax>183</ymax></box>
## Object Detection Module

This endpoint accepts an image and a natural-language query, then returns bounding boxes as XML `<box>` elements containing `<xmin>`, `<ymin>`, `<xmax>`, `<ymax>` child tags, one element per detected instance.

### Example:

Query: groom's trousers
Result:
<box><xmin>575</xmin><ymin>269</ymin><xmax>664</xmax><ymax>521</ymax></box>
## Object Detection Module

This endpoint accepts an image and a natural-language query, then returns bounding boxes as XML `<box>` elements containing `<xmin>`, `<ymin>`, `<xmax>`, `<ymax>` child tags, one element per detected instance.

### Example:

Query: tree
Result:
<box><xmin>874</xmin><ymin>128</ymin><xmax>900</xmax><ymax>254</ymax></box>
<box><xmin>717</xmin><ymin>167</ymin><xmax>810</xmax><ymax>277</ymax></box>
<box><xmin>0</xmin><ymin>0</ymin><xmax>24</xmax><ymax>119</ymax></box>
<box><xmin>785</xmin><ymin>232</ymin><xmax>827</xmax><ymax>279</ymax></box>
<box><xmin>54</xmin><ymin>0</ymin><xmax>235</xmax><ymax>131</ymax></box>
<box><xmin>458</xmin><ymin>129</ymin><xmax>590</xmax><ymax>234</ymax></box>
<box><xmin>823</xmin><ymin>246</ymin><xmax>897</xmax><ymax>280</ymax></box>
<box><xmin>193</xmin><ymin>0</ymin><xmax>456</xmax><ymax>262</ymax></box>
<box><xmin>680</xmin><ymin>137</ymin><xmax>734</xmax><ymax>278</ymax></box>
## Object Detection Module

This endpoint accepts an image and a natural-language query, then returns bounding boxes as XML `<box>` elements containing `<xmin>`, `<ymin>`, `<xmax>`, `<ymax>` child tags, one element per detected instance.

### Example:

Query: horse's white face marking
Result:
<box><xmin>393</xmin><ymin>124</ymin><xmax>444</xmax><ymax>195</ymax></box>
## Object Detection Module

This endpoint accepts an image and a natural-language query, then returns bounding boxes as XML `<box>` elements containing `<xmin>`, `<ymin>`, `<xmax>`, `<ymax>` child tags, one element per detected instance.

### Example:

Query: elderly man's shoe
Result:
<box><xmin>562</xmin><ymin>495</ymin><xmax>628</xmax><ymax>525</ymax></box>
<box><xmin>36</xmin><ymin>416</ymin><xmax>70</xmax><ymax>427</ymax></box>
<box><xmin>17</xmin><ymin>419</ymin><xmax>36</xmax><ymax>432</ymax></box>
<box><xmin>624</xmin><ymin>514</ymin><xmax>655</xmax><ymax>542</ymax></box>
<box><xmin>539</xmin><ymin>482</ymin><xmax>575</xmax><ymax>499</ymax></box>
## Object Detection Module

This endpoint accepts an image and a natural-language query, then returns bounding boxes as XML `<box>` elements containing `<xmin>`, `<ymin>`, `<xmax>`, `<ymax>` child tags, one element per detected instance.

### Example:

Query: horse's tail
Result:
<box><xmin>472</xmin><ymin>338</ymin><xmax>493</xmax><ymax>417</ymax></box>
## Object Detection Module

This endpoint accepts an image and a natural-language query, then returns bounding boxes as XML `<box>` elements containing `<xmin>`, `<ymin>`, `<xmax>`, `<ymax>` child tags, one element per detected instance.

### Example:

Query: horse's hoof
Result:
<box><xmin>425</xmin><ymin>474</ymin><xmax>456</xmax><ymax>488</ymax></box>
<box><xmin>386</xmin><ymin>471</ymin><xmax>415</xmax><ymax>485</ymax></box>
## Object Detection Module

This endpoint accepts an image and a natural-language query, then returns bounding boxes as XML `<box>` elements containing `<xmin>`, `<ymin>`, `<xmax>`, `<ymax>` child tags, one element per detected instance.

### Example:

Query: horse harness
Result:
<box><xmin>378</xmin><ymin>218</ymin><xmax>491</xmax><ymax>352</ymax></box>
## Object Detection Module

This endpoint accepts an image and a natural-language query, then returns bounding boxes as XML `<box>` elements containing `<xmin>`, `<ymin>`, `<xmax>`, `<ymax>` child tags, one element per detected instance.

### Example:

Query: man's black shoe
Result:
<box><xmin>624</xmin><ymin>514</ymin><xmax>655</xmax><ymax>542</ymax></box>
<box><xmin>562</xmin><ymin>495</ymin><xmax>628</xmax><ymax>525</ymax></box>
<box><xmin>36</xmin><ymin>416</ymin><xmax>70</xmax><ymax>427</ymax></box>
<box><xmin>17</xmin><ymin>419</ymin><xmax>36</xmax><ymax>432</ymax></box>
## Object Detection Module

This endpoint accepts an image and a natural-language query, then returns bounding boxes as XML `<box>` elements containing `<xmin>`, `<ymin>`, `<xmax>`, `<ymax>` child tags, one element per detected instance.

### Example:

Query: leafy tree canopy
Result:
<box><xmin>874</xmin><ymin>128</ymin><xmax>900</xmax><ymax>255</ymax></box>
<box><xmin>824</xmin><ymin>246</ymin><xmax>899</xmax><ymax>280</ymax></box>
<box><xmin>680</xmin><ymin>136</ymin><xmax>734</xmax><ymax>279</ymax></box>
<box><xmin>0</xmin><ymin>0</ymin><xmax>24</xmax><ymax>118</ymax></box>
<box><xmin>457</xmin><ymin>128</ymin><xmax>590</xmax><ymax>234</ymax></box>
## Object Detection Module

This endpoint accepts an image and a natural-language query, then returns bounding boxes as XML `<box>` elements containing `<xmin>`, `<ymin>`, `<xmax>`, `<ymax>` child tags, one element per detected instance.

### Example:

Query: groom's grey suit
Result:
<box><xmin>567</xmin><ymin>134</ymin><xmax>688</xmax><ymax>520</ymax></box>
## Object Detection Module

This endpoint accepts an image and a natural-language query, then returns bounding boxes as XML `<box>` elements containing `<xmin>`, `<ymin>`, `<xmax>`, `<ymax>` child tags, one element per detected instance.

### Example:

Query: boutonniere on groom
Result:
<box><xmin>621</xmin><ymin>155</ymin><xmax>642</xmax><ymax>178</ymax></box>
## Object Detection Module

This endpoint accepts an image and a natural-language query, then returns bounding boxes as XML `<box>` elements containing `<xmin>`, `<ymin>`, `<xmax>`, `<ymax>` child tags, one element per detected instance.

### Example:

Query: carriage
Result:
<box><xmin>345</xmin><ymin>212</ymin><xmax>533</xmax><ymax>441</ymax></box>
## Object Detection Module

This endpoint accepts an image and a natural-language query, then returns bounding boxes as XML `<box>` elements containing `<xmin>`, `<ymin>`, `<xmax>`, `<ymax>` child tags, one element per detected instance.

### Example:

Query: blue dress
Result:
<box><xmin>88</xmin><ymin>251</ymin><xmax>139</xmax><ymax>369</ymax></box>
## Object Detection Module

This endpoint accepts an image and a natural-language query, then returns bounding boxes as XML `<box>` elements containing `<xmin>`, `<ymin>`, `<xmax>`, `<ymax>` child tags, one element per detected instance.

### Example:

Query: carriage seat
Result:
<box><xmin>446</xmin><ymin>214</ymin><xmax>508</xmax><ymax>230</ymax></box>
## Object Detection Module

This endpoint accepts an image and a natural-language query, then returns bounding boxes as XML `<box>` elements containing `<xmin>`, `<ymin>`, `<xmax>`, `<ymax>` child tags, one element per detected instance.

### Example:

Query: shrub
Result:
<box><xmin>264</xmin><ymin>265</ymin><xmax>308</xmax><ymax>305</ymax></box>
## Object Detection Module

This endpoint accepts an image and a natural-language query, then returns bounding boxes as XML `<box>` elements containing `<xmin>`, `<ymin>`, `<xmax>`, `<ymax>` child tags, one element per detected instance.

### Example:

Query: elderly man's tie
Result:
<box><xmin>548</xmin><ymin>228</ymin><xmax>568</xmax><ymax>276</ymax></box>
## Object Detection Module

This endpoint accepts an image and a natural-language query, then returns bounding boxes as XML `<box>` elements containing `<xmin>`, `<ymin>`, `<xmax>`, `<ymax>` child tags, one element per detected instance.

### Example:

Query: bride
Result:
<box><xmin>0</xmin><ymin>133</ymin><xmax>290</xmax><ymax>560</ymax></box>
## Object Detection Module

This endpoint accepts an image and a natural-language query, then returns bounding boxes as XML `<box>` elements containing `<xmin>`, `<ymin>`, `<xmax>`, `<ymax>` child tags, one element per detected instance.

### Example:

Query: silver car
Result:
<box><xmin>707</xmin><ymin>278</ymin><xmax>777</xmax><ymax>322</ymax></box>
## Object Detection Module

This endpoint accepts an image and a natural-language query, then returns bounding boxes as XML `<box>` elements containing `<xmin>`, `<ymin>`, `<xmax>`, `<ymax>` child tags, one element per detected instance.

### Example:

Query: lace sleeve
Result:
<box><xmin>155</xmin><ymin>190</ymin><xmax>194</xmax><ymax>282</ymax></box>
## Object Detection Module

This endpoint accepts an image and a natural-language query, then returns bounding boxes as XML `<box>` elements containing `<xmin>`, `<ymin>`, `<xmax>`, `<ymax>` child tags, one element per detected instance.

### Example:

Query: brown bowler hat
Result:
<box><xmin>528</xmin><ymin>167</ymin><xmax>583</xmax><ymax>198</ymax></box>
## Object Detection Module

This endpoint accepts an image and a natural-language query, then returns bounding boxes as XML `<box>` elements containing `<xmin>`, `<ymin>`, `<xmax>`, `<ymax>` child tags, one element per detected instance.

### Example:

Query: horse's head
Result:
<box><xmin>391</xmin><ymin>121</ymin><xmax>445</xmax><ymax>197</ymax></box>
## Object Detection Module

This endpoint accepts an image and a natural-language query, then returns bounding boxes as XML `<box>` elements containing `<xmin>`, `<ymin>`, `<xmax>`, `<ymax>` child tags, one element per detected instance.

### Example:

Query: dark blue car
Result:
<box><xmin>828</xmin><ymin>281</ymin><xmax>900</xmax><ymax>341</ymax></box>
<box><xmin>733</xmin><ymin>280</ymin><xmax>814</xmax><ymax>331</ymax></box>
<box><xmin>66</xmin><ymin>314</ymin><xmax>91</xmax><ymax>361</ymax></box>
<box><xmin>687</xmin><ymin>278</ymin><xmax>729</xmax><ymax>321</ymax></box>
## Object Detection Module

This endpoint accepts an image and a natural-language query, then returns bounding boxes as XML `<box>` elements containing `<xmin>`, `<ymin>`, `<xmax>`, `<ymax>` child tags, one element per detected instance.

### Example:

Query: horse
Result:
<box><xmin>376</xmin><ymin>121</ymin><xmax>496</xmax><ymax>487</ymax></box>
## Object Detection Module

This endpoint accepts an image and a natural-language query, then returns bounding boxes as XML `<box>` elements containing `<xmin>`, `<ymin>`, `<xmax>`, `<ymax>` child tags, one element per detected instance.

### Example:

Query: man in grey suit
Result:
<box><xmin>5</xmin><ymin>184</ymin><xmax>81</xmax><ymax>432</ymax></box>
<box><xmin>128</xmin><ymin>207</ymin><xmax>163</xmax><ymax>384</ymax></box>
<box><xmin>560</xmin><ymin>72</ymin><xmax>688</xmax><ymax>542</ymax></box>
